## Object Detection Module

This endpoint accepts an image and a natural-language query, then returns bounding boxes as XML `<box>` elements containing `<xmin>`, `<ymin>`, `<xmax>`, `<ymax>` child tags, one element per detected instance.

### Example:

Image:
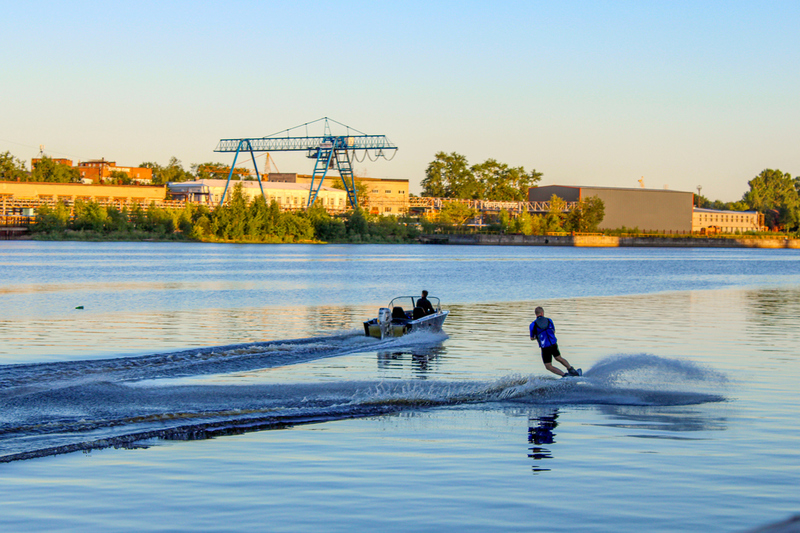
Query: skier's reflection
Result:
<box><xmin>528</xmin><ymin>409</ymin><xmax>558</xmax><ymax>473</ymax></box>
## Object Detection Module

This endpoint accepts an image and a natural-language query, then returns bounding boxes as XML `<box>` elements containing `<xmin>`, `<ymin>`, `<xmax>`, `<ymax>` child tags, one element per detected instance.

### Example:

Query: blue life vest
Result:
<box><xmin>530</xmin><ymin>318</ymin><xmax>557</xmax><ymax>348</ymax></box>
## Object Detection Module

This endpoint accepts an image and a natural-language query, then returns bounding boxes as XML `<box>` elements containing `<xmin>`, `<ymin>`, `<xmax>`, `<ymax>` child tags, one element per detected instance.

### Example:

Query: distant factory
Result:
<box><xmin>529</xmin><ymin>185</ymin><xmax>763</xmax><ymax>234</ymax></box>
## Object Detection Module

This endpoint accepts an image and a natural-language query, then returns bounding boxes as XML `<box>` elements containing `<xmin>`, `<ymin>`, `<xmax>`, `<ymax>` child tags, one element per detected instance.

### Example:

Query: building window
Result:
<box><xmin>372</xmin><ymin>189</ymin><xmax>379</xmax><ymax>193</ymax></box>
<box><xmin>385</xmin><ymin>190</ymin><xmax>392</xmax><ymax>193</ymax></box>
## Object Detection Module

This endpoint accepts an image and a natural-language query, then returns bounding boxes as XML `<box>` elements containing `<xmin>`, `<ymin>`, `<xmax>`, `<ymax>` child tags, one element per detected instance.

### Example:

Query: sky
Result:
<box><xmin>2</xmin><ymin>1</ymin><xmax>798</xmax><ymax>201</ymax></box>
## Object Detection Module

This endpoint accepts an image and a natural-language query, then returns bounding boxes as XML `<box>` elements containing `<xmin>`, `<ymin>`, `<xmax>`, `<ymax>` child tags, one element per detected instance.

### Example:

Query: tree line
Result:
<box><xmin>32</xmin><ymin>183</ymin><xmax>420</xmax><ymax>244</ymax></box>
<box><xmin>421</xmin><ymin>152</ymin><xmax>542</xmax><ymax>201</ymax></box>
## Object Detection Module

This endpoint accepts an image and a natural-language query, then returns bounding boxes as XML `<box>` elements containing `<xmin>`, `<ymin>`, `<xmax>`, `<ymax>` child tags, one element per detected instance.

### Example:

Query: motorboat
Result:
<box><xmin>363</xmin><ymin>296</ymin><xmax>449</xmax><ymax>339</ymax></box>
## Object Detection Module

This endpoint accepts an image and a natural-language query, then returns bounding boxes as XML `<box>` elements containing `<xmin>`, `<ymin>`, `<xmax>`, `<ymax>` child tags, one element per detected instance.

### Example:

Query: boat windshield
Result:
<box><xmin>389</xmin><ymin>296</ymin><xmax>440</xmax><ymax>312</ymax></box>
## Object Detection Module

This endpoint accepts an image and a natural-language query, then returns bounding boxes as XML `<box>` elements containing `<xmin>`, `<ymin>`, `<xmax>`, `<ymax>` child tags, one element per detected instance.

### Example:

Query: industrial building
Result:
<box><xmin>0</xmin><ymin>180</ymin><xmax>166</xmax><ymax>206</ymax></box>
<box><xmin>0</xmin><ymin>180</ymin><xmax>169</xmax><ymax>223</ymax></box>
<box><xmin>267</xmin><ymin>173</ymin><xmax>409</xmax><ymax>215</ymax></box>
<box><xmin>167</xmin><ymin>179</ymin><xmax>348</xmax><ymax>212</ymax></box>
<box><xmin>529</xmin><ymin>185</ymin><xmax>695</xmax><ymax>233</ymax></box>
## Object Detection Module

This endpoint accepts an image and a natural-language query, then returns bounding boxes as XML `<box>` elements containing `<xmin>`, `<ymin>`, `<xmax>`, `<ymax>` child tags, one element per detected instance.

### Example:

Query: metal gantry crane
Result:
<box><xmin>214</xmin><ymin>118</ymin><xmax>398</xmax><ymax>208</ymax></box>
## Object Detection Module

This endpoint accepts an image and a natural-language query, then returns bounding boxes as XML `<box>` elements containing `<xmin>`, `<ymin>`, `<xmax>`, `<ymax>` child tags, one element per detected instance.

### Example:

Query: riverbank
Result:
<box><xmin>421</xmin><ymin>233</ymin><xmax>800</xmax><ymax>248</ymax></box>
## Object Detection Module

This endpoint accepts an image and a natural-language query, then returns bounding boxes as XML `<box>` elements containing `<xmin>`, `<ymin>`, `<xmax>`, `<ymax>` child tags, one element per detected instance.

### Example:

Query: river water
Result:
<box><xmin>0</xmin><ymin>241</ymin><xmax>798</xmax><ymax>532</ymax></box>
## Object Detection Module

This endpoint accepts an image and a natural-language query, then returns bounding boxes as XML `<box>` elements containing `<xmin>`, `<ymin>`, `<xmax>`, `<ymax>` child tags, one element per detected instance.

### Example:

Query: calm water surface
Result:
<box><xmin>0</xmin><ymin>241</ymin><xmax>798</xmax><ymax>532</ymax></box>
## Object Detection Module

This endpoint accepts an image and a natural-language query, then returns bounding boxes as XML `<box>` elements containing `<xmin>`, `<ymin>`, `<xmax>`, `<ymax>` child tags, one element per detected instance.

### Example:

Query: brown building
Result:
<box><xmin>76</xmin><ymin>159</ymin><xmax>153</xmax><ymax>184</ymax></box>
<box><xmin>31</xmin><ymin>158</ymin><xmax>73</xmax><ymax>168</ymax></box>
<box><xmin>267</xmin><ymin>173</ymin><xmax>409</xmax><ymax>215</ymax></box>
<box><xmin>529</xmin><ymin>185</ymin><xmax>695</xmax><ymax>232</ymax></box>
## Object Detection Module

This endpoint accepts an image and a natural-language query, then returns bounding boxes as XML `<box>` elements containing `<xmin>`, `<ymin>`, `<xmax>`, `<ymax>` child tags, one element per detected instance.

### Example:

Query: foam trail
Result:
<box><xmin>0</xmin><ymin>353</ymin><xmax>726</xmax><ymax>463</ymax></box>
<box><xmin>0</xmin><ymin>330</ymin><xmax>448</xmax><ymax>397</ymax></box>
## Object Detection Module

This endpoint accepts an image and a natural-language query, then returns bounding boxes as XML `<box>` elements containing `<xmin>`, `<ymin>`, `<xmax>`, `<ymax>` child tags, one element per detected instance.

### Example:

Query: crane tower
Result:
<box><xmin>214</xmin><ymin>117</ymin><xmax>398</xmax><ymax>208</ymax></box>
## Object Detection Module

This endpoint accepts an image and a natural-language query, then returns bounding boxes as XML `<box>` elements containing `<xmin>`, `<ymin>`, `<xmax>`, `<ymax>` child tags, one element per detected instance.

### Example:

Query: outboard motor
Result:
<box><xmin>378</xmin><ymin>307</ymin><xmax>392</xmax><ymax>339</ymax></box>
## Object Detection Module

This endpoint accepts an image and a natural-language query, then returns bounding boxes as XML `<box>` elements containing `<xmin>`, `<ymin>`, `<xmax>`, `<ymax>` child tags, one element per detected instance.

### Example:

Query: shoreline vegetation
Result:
<box><xmin>29</xmin><ymin>183</ymin><xmax>422</xmax><ymax>245</ymax></box>
<box><xmin>5</xmin><ymin>151</ymin><xmax>799</xmax><ymax>245</ymax></box>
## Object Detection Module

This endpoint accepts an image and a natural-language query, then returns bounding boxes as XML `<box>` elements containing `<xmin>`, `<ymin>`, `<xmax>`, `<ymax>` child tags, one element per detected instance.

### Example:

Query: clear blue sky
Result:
<box><xmin>2</xmin><ymin>1</ymin><xmax>798</xmax><ymax>201</ymax></box>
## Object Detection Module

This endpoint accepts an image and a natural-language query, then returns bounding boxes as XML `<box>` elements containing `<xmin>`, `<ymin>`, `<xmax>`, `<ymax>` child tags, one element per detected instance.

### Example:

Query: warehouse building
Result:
<box><xmin>167</xmin><ymin>179</ymin><xmax>348</xmax><ymax>212</ymax></box>
<box><xmin>528</xmin><ymin>185</ymin><xmax>695</xmax><ymax>233</ymax></box>
<box><xmin>0</xmin><ymin>180</ymin><xmax>166</xmax><ymax>207</ymax></box>
<box><xmin>268</xmin><ymin>173</ymin><xmax>409</xmax><ymax>215</ymax></box>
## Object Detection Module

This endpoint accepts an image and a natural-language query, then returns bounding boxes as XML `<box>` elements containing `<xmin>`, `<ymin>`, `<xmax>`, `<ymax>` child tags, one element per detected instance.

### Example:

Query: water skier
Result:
<box><xmin>530</xmin><ymin>306</ymin><xmax>580</xmax><ymax>378</ymax></box>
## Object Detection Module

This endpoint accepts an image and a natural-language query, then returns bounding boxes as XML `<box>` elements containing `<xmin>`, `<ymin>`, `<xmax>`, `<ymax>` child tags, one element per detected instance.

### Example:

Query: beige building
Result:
<box><xmin>0</xmin><ymin>180</ymin><xmax>167</xmax><ymax>211</ymax></box>
<box><xmin>168</xmin><ymin>179</ymin><xmax>348</xmax><ymax>212</ymax></box>
<box><xmin>267</xmin><ymin>173</ymin><xmax>409</xmax><ymax>215</ymax></box>
<box><xmin>692</xmin><ymin>208</ymin><xmax>764</xmax><ymax>234</ymax></box>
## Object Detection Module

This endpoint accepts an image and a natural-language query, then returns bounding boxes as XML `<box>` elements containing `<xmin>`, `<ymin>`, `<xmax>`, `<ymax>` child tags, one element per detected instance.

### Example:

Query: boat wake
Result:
<box><xmin>0</xmin><ymin>342</ymin><xmax>726</xmax><ymax>463</ymax></box>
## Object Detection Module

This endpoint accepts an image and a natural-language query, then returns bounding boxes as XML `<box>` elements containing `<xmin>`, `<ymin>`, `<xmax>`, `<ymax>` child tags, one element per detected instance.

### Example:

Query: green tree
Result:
<box><xmin>0</xmin><ymin>151</ymin><xmax>27</xmax><ymax>181</ymax></box>
<box><xmin>438</xmin><ymin>201</ymin><xmax>479</xmax><ymax>226</ymax></box>
<box><xmin>105</xmin><ymin>206</ymin><xmax>131</xmax><ymax>232</ymax></box>
<box><xmin>276</xmin><ymin>212</ymin><xmax>314</xmax><ymax>241</ymax></box>
<box><xmin>329</xmin><ymin>177</ymin><xmax>369</xmax><ymax>208</ymax></box>
<box><xmin>423</xmin><ymin>152</ymin><xmax>543</xmax><ymax>200</ymax></box>
<box><xmin>71</xmin><ymin>200</ymin><xmax>108</xmax><ymax>231</ymax></box>
<box><xmin>33</xmin><ymin>203</ymin><xmax>70</xmax><ymax>233</ymax></box>
<box><xmin>742</xmin><ymin>169</ymin><xmax>800</xmax><ymax>230</ymax></box>
<box><xmin>564</xmin><ymin>196</ymin><xmax>605</xmax><ymax>232</ymax></box>
<box><xmin>498</xmin><ymin>209</ymin><xmax>512</xmax><ymax>233</ymax></box>
<box><xmin>108</xmin><ymin>170</ymin><xmax>132</xmax><ymax>185</ymax></box>
<box><xmin>307</xmin><ymin>202</ymin><xmax>346</xmax><ymax>241</ymax></box>
<box><xmin>422</xmin><ymin>152</ymin><xmax>476</xmax><ymax>198</ymax></box>
<box><xmin>191</xmin><ymin>162</ymin><xmax>252</xmax><ymax>181</ymax></box>
<box><xmin>212</xmin><ymin>182</ymin><xmax>248</xmax><ymax>239</ymax></box>
<box><xmin>345</xmin><ymin>207</ymin><xmax>369</xmax><ymax>237</ymax></box>
<box><xmin>130</xmin><ymin>204</ymin><xmax>147</xmax><ymax>229</ymax></box>
<box><xmin>140</xmin><ymin>157</ymin><xmax>194</xmax><ymax>185</ymax></box>
<box><xmin>693</xmin><ymin>194</ymin><xmax>710</xmax><ymax>208</ymax></box>
<box><xmin>246</xmin><ymin>195</ymin><xmax>271</xmax><ymax>237</ymax></box>
<box><xmin>472</xmin><ymin>159</ymin><xmax>542</xmax><ymax>201</ymax></box>
<box><xmin>545</xmin><ymin>195</ymin><xmax>567</xmax><ymax>232</ymax></box>
<box><xmin>31</xmin><ymin>156</ymin><xmax>80</xmax><ymax>183</ymax></box>
<box><xmin>152</xmin><ymin>205</ymin><xmax>176</xmax><ymax>234</ymax></box>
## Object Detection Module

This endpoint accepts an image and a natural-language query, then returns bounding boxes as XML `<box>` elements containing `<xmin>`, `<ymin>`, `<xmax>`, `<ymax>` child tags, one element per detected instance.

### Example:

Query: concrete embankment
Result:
<box><xmin>420</xmin><ymin>234</ymin><xmax>800</xmax><ymax>248</ymax></box>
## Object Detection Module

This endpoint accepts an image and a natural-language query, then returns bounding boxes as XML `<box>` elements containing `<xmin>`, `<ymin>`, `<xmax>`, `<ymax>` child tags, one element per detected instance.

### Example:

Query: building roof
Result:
<box><xmin>168</xmin><ymin>179</ymin><xmax>342</xmax><ymax>192</ymax></box>
<box><xmin>534</xmin><ymin>184</ymin><xmax>692</xmax><ymax>194</ymax></box>
<box><xmin>693</xmin><ymin>207</ymin><xmax>757</xmax><ymax>214</ymax></box>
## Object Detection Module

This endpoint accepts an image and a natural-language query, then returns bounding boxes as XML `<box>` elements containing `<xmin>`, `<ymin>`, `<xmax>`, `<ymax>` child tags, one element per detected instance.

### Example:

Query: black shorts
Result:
<box><xmin>541</xmin><ymin>344</ymin><xmax>561</xmax><ymax>364</ymax></box>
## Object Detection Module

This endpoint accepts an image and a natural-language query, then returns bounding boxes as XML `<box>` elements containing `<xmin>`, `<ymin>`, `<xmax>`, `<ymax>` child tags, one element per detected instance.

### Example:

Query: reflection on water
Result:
<box><xmin>594</xmin><ymin>405</ymin><xmax>727</xmax><ymax>435</ymax></box>
<box><xmin>377</xmin><ymin>344</ymin><xmax>447</xmax><ymax>375</ymax></box>
<box><xmin>745</xmin><ymin>287</ymin><xmax>800</xmax><ymax>320</ymax></box>
<box><xmin>528</xmin><ymin>409</ymin><xmax>559</xmax><ymax>473</ymax></box>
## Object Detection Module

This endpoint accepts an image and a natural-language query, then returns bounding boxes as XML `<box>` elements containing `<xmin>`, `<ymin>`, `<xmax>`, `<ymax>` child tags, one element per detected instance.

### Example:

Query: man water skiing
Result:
<box><xmin>530</xmin><ymin>306</ymin><xmax>580</xmax><ymax>378</ymax></box>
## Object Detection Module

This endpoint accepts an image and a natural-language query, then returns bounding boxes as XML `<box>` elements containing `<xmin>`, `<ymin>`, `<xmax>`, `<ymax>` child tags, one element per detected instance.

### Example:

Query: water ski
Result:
<box><xmin>561</xmin><ymin>368</ymin><xmax>583</xmax><ymax>379</ymax></box>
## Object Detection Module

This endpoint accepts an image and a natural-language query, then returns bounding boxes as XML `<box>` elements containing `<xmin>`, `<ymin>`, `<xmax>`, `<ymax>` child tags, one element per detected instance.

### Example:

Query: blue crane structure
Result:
<box><xmin>214</xmin><ymin>118</ymin><xmax>398</xmax><ymax>208</ymax></box>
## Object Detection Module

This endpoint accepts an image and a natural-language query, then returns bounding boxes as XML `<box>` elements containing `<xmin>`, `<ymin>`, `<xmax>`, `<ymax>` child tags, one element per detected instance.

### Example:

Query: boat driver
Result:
<box><xmin>417</xmin><ymin>290</ymin><xmax>435</xmax><ymax>316</ymax></box>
